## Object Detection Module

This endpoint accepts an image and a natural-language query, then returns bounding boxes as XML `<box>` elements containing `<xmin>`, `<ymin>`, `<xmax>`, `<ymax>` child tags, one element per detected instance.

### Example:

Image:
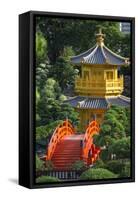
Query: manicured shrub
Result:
<box><xmin>119</xmin><ymin>161</ymin><xmax>131</xmax><ymax>178</ymax></box>
<box><xmin>71</xmin><ymin>160</ymin><xmax>86</xmax><ymax>171</ymax></box>
<box><xmin>108</xmin><ymin>137</ymin><xmax>130</xmax><ymax>159</ymax></box>
<box><xmin>80</xmin><ymin>168</ymin><xmax>117</xmax><ymax>180</ymax></box>
<box><xmin>36</xmin><ymin>176</ymin><xmax>60</xmax><ymax>183</ymax></box>
<box><xmin>94</xmin><ymin>159</ymin><xmax>106</xmax><ymax>169</ymax></box>
<box><xmin>107</xmin><ymin>109</ymin><xmax>118</xmax><ymax>118</ymax></box>
<box><xmin>100</xmin><ymin>149</ymin><xmax>110</xmax><ymax>161</ymax></box>
<box><xmin>104</xmin><ymin>113</ymin><xmax>116</xmax><ymax>121</ymax></box>
<box><xmin>106</xmin><ymin>160</ymin><xmax>125</xmax><ymax>174</ymax></box>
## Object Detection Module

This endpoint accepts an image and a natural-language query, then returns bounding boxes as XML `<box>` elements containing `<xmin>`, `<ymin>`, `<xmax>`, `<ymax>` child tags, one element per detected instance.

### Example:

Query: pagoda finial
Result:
<box><xmin>99</xmin><ymin>28</ymin><xmax>102</xmax><ymax>34</ymax></box>
<box><xmin>96</xmin><ymin>28</ymin><xmax>105</xmax><ymax>46</ymax></box>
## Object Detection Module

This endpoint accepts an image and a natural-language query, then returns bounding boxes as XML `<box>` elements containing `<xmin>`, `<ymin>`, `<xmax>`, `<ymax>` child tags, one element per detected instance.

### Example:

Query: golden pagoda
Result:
<box><xmin>66</xmin><ymin>29</ymin><xmax>130</xmax><ymax>131</ymax></box>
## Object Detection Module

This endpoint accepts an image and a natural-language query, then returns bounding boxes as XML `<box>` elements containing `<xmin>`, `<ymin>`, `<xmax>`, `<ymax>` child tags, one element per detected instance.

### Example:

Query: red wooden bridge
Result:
<box><xmin>46</xmin><ymin>119</ymin><xmax>101</xmax><ymax>170</ymax></box>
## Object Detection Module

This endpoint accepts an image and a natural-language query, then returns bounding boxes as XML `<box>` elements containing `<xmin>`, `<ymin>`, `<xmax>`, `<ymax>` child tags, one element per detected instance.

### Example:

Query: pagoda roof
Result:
<box><xmin>71</xmin><ymin>29</ymin><xmax>129</xmax><ymax>66</ymax></box>
<box><xmin>64</xmin><ymin>95</ymin><xmax>130</xmax><ymax>109</ymax></box>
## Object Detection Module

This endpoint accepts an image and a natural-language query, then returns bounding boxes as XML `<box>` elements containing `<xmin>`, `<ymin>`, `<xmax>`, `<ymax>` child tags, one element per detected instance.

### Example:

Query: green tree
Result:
<box><xmin>36</xmin><ymin>62</ymin><xmax>51</xmax><ymax>89</ymax></box>
<box><xmin>93</xmin><ymin>105</ymin><xmax>130</xmax><ymax>161</ymax></box>
<box><xmin>125</xmin><ymin>107</ymin><xmax>131</xmax><ymax>136</ymax></box>
<box><xmin>35</xmin><ymin>32</ymin><xmax>51</xmax><ymax>90</ymax></box>
<box><xmin>36</xmin><ymin>78</ymin><xmax>62</xmax><ymax>126</ymax></box>
<box><xmin>57</xmin><ymin>103</ymin><xmax>79</xmax><ymax>126</ymax></box>
<box><xmin>36</xmin><ymin>77</ymin><xmax>79</xmax><ymax>126</ymax></box>
<box><xmin>51</xmin><ymin>56</ymin><xmax>78</xmax><ymax>91</ymax></box>
<box><xmin>36</xmin><ymin>18</ymin><xmax>130</xmax><ymax>63</ymax></box>
<box><xmin>108</xmin><ymin>137</ymin><xmax>130</xmax><ymax>159</ymax></box>
<box><xmin>93</xmin><ymin>134</ymin><xmax>115</xmax><ymax>147</ymax></box>
<box><xmin>36</xmin><ymin>120</ymin><xmax>63</xmax><ymax>142</ymax></box>
<box><xmin>36</xmin><ymin>32</ymin><xmax>47</xmax><ymax>65</ymax></box>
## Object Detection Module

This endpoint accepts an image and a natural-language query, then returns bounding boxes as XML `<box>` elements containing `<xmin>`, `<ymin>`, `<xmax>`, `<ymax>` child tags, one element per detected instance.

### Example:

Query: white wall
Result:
<box><xmin>0</xmin><ymin>0</ymin><xmax>137</xmax><ymax>199</ymax></box>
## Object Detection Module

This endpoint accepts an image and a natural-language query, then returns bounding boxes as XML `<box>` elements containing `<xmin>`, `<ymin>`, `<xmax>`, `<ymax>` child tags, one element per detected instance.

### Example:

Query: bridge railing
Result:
<box><xmin>36</xmin><ymin>170</ymin><xmax>84</xmax><ymax>180</ymax></box>
<box><xmin>46</xmin><ymin>119</ymin><xmax>75</xmax><ymax>160</ymax></box>
<box><xmin>82</xmin><ymin>120</ymin><xmax>100</xmax><ymax>164</ymax></box>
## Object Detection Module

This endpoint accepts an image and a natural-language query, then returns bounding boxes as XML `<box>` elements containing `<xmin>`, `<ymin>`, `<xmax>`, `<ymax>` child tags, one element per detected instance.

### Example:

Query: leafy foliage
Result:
<box><xmin>36</xmin><ymin>18</ymin><xmax>130</xmax><ymax>63</ymax></box>
<box><xmin>57</xmin><ymin>103</ymin><xmax>79</xmax><ymax>126</ymax></box>
<box><xmin>80</xmin><ymin>168</ymin><xmax>117</xmax><ymax>180</ymax></box>
<box><xmin>36</xmin><ymin>154</ymin><xmax>45</xmax><ymax>171</ymax></box>
<box><xmin>106</xmin><ymin>160</ymin><xmax>131</xmax><ymax>178</ymax></box>
<box><xmin>125</xmin><ymin>107</ymin><xmax>131</xmax><ymax>136</ymax></box>
<box><xmin>71</xmin><ymin>160</ymin><xmax>86</xmax><ymax>171</ymax></box>
<box><xmin>36</xmin><ymin>62</ymin><xmax>51</xmax><ymax>89</ymax></box>
<box><xmin>92</xmin><ymin>105</ymin><xmax>131</xmax><ymax>178</ymax></box>
<box><xmin>36</xmin><ymin>78</ymin><xmax>65</xmax><ymax>126</ymax></box>
<box><xmin>108</xmin><ymin>137</ymin><xmax>130</xmax><ymax>159</ymax></box>
<box><xmin>36</xmin><ymin>176</ymin><xmax>60</xmax><ymax>183</ymax></box>
<box><xmin>119</xmin><ymin>161</ymin><xmax>131</xmax><ymax>178</ymax></box>
<box><xmin>94</xmin><ymin>159</ymin><xmax>106</xmax><ymax>169</ymax></box>
<box><xmin>106</xmin><ymin>160</ymin><xmax>125</xmax><ymax>174</ymax></box>
<box><xmin>93</xmin><ymin>105</ymin><xmax>130</xmax><ymax>167</ymax></box>
<box><xmin>45</xmin><ymin>160</ymin><xmax>54</xmax><ymax>171</ymax></box>
<box><xmin>36</xmin><ymin>120</ymin><xmax>63</xmax><ymax>142</ymax></box>
<box><xmin>51</xmin><ymin>57</ymin><xmax>78</xmax><ymax>91</ymax></box>
<box><xmin>94</xmin><ymin>106</ymin><xmax>130</xmax><ymax>147</ymax></box>
<box><xmin>36</xmin><ymin>32</ymin><xmax>47</xmax><ymax>64</ymax></box>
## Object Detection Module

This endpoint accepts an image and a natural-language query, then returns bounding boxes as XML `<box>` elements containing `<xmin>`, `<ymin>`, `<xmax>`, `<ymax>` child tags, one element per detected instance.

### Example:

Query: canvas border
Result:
<box><xmin>19</xmin><ymin>10</ymin><xmax>135</xmax><ymax>189</ymax></box>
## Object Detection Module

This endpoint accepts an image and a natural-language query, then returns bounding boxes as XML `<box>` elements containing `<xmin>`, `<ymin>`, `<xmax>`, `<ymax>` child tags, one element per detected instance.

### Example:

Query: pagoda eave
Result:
<box><xmin>71</xmin><ymin>62</ymin><xmax>128</xmax><ymax>67</ymax></box>
<box><xmin>64</xmin><ymin>96</ymin><xmax>130</xmax><ymax>109</ymax></box>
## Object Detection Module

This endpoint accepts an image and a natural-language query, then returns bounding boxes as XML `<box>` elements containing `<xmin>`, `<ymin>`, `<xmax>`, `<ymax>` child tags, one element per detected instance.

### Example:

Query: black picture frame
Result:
<box><xmin>19</xmin><ymin>10</ymin><xmax>135</xmax><ymax>189</ymax></box>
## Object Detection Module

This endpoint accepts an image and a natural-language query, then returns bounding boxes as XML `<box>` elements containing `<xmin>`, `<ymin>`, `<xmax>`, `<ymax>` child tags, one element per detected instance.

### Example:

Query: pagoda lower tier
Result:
<box><xmin>64</xmin><ymin>95</ymin><xmax>130</xmax><ymax>131</ymax></box>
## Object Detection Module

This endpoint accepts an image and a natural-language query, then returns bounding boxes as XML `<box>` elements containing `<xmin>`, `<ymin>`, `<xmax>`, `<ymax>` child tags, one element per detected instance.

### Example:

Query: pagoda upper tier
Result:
<box><xmin>70</xmin><ymin>29</ymin><xmax>130</xmax><ymax>97</ymax></box>
<box><xmin>71</xmin><ymin>29</ymin><xmax>129</xmax><ymax>66</ymax></box>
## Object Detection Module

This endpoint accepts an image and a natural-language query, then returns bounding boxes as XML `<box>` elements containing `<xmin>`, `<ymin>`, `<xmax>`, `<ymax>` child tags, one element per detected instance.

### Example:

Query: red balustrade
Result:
<box><xmin>82</xmin><ymin>120</ymin><xmax>100</xmax><ymax>165</ymax></box>
<box><xmin>45</xmin><ymin>119</ymin><xmax>101</xmax><ymax>169</ymax></box>
<box><xmin>46</xmin><ymin>119</ymin><xmax>75</xmax><ymax>160</ymax></box>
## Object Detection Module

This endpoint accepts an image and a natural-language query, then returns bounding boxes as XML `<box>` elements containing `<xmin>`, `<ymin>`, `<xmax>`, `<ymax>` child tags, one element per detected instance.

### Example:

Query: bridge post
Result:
<box><xmin>81</xmin><ymin>120</ymin><xmax>100</xmax><ymax>166</ymax></box>
<box><xmin>66</xmin><ymin>118</ymin><xmax>68</xmax><ymax>135</ymax></box>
